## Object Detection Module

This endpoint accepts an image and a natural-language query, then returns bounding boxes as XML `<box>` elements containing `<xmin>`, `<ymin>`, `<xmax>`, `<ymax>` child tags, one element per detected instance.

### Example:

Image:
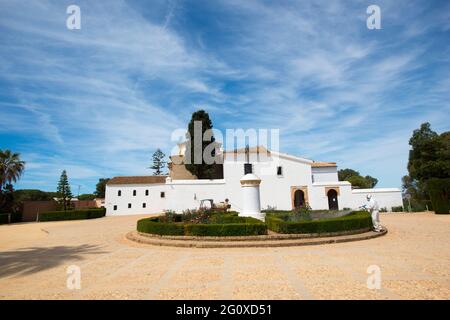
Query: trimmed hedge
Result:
<box><xmin>38</xmin><ymin>208</ymin><xmax>106</xmax><ymax>222</ymax></box>
<box><xmin>265</xmin><ymin>211</ymin><xmax>373</xmax><ymax>234</ymax></box>
<box><xmin>137</xmin><ymin>215</ymin><xmax>267</xmax><ymax>236</ymax></box>
<box><xmin>185</xmin><ymin>220</ymin><xmax>267</xmax><ymax>237</ymax></box>
<box><xmin>137</xmin><ymin>217</ymin><xmax>184</xmax><ymax>236</ymax></box>
<box><xmin>0</xmin><ymin>212</ymin><xmax>22</xmax><ymax>225</ymax></box>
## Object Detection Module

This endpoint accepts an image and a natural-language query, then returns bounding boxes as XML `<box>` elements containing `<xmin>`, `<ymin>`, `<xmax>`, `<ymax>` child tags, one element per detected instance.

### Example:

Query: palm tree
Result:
<box><xmin>0</xmin><ymin>149</ymin><xmax>25</xmax><ymax>190</ymax></box>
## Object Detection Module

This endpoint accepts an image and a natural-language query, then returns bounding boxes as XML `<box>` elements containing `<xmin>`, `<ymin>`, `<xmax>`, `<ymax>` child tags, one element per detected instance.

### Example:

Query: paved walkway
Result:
<box><xmin>0</xmin><ymin>212</ymin><xmax>449</xmax><ymax>299</ymax></box>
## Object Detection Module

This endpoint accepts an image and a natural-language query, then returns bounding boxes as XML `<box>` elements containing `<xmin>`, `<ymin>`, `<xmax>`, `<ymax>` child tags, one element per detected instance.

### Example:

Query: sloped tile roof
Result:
<box><xmin>107</xmin><ymin>176</ymin><xmax>168</xmax><ymax>185</ymax></box>
<box><xmin>311</xmin><ymin>162</ymin><xmax>337</xmax><ymax>168</ymax></box>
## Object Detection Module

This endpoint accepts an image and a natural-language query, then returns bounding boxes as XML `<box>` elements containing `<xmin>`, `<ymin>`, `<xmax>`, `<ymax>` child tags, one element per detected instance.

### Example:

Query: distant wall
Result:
<box><xmin>73</xmin><ymin>200</ymin><xmax>97</xmax><ymax>209</ymax></box>
<box><xmin>351</xmin><ymin>189</ymin><xmax>403</xmax><ymax>211</ymax></box>
<box><xmin>22</xmin><ymin>201</ymin><xmax>57</xmax><ymax>222</ymax></box>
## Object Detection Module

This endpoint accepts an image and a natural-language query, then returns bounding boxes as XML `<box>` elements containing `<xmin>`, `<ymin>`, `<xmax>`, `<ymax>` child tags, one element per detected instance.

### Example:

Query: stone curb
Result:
<box><xmin>125</xmin><ymin>228</ymin><xmax>388</xmax><ymax>248</ymax></box>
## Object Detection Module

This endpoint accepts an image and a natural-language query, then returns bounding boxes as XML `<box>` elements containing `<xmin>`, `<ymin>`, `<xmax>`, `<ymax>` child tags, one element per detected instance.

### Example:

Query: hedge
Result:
<box><xmin>38</xmin><ymin>208</ymin><xmax>106</xmax><ymax>222</ymax></box>
<box><xmin>0</xmin><ymin>213</ymin><xmax>22</xmax><ymax>225</ymax></box>
<box><xmin>137</xmin><ymin>217</ymin><xmax>185</xmax><ymax>236</ymax></box>
<box><xmin>265</xmin><ymin>211</ymin><xmax>373</xmax><ymax>234</ymax></box>
<box><xmin>137</xmin><ymin>215</ymin><xmax>267</xmax><ymax>236</ymax></box>
<box><xmin>427</xmin><ymin>178</ymin><xmax>450</xmax><ymax>214</ymax></box>
<box><xmin>391</xmin><ymin>206</ymin><xmax>404</xmax><ymax>212</ymax></box>
<box><xmin>185</xmin><ymin>221</ymin><xmax>267</xmax><ymax>236</ymax></box>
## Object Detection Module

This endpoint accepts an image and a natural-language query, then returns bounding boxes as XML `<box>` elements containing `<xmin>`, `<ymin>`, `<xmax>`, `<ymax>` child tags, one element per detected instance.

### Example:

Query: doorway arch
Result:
<box><xmin>327</xmin><ymin>189</ymin><xmax>339</xmax><ymax>210</ymax></box>
<box><xmin>294</xmin><ymin>190</ymin><xmax>305</xmax><ymax>208</ymax></box>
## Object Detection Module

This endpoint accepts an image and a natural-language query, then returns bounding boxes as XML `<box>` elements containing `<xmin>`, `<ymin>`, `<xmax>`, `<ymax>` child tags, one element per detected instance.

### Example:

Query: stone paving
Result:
<box><xmin>0</xmin><ymin>212</ymin><xmax>449</xmax><ymax>299</ymax></box>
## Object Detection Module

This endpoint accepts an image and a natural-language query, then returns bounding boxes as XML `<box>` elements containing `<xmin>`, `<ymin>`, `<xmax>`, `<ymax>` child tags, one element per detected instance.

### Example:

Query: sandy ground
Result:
<box><xmin>0</xmin><ymin>212</ymin><xmax>449</xmax><ymax>300</ymax></box>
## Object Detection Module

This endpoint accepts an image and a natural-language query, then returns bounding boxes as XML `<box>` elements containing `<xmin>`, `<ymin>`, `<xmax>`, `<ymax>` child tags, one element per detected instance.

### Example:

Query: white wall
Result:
<box><xmin>223</xmin><ymin>152</ymin><xmax>314</xmax><ymax>211</ymax></box>
<box><xmin>309</xmin><ymin>182</ymin><xmax>354</xmax><ymax>210</ymax></box>
<box><xmin>165</xmin><ymin>179</ymin><xmax>227</xmax><ymax>213</ymax></box>
<box><xmin>351</xmin><ymin>189</ymin><xmax>403</xmax><ymax>211</ymax></box>
<box><xmin>105</xmin><ymin>183</ymin><xmax>168</xmax><ymax>216</ymax></box>
<box><xmin>312</xmin><ymin>167</ymin><xmax>338</xmax><ymax>183</ymax></box>
<box><xmin>105</xmin><ymin>180</ymin><xmax>227</xmax><ymax>216</ymax></box>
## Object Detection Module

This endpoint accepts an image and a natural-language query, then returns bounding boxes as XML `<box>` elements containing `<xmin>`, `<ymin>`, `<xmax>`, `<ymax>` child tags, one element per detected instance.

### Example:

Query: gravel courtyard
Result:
<box><xmin>0</xmin><ymin>212</ymin><xmax>449</xmax><ymax>300</ymax></box>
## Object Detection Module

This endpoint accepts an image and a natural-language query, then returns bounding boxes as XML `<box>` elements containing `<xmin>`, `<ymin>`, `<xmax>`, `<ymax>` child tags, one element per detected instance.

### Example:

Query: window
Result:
<box><xmin>113</xmin><ymin>205</ymin><xmax>117</xmax><ymax>211</ymax></box>
<box><xmin>160</xmin><ymin>192</ymin><xmax>165</xmax><ymax>198</ymax></box>
<box><xmin>118</xmin><ymin>190</ymin><xmax>121</xmax><ymax>197</ymax></box>
<box><xmin>244</xmin><ymin>163</ymin><xmax>253</xmax><ymax>175</ymax></box>
<box><xmin>142</xmin><ymin>203</ymin><xmax>146</xmax><ymax>208</ymax></box>
<box><xmin>128</xmin><ymin>203</ymin><xmax>132</xmax><ymax>209</ymax></box>
<box><xmin>133</xmin><ymin>190</ymin><xmax>137</xmax><ymax>196</ymax></box>
<box><xmin>277</xmin><ymin>166</ymin><xmax>283</xmax><ymax>176</ymax></box>
<box><xmin>145</xmin><ymin>190</ymin><xmax>149</xmax><ymax>196</ymax></box>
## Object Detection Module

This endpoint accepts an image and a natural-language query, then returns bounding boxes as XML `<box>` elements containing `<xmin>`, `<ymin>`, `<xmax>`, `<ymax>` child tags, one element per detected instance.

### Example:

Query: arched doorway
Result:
<box><xmin>294</xmin><ymin>190</ymin><xmax>305</xmax><ymax>208</ymax></box>
<box><xmin>327</xmin><ymin>189</ymin><xmax>339</xmax><ymax>210</ymax></box>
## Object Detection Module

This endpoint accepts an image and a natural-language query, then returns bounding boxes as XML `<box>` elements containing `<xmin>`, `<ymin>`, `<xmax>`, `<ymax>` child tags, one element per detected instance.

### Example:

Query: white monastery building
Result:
<box><xmin>105</xmin><ymin>144</ymin><xmax>403</xmax><ymax>215</ymax></box>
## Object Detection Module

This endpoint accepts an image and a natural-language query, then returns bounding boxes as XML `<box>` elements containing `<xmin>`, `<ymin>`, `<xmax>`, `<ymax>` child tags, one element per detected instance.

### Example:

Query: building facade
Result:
<box><xmin>105</xmin><ymin>146</ymin><xmax>403</xmax><ymax>215</ymax></box>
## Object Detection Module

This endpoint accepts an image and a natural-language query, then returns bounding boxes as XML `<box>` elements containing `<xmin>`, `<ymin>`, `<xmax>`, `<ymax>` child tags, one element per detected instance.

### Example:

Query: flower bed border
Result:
<box><xmin>126</xmin><ymin>228</ymin><xmax>387</xmax><ymax>248</ymax></box>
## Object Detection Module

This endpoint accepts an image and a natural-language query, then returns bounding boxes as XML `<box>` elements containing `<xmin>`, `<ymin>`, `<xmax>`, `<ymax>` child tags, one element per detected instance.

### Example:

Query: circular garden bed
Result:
<box><xmin>137</xmin><ymin>212</ymin><xmax>267</xmax><ymax>237</ymax></box>
<box><xmin>129</xmin><ymin>210</ymin><xmax>385</xmax><ymax>247</ymax></box>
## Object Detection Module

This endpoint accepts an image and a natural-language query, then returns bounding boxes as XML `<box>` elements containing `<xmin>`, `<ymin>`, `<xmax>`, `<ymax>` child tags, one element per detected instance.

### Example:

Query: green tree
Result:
<box><xmin>184</xmin><ymin>110</ymin><xmax>218</xmax><ymax>179</ymax></box>
<box><xmin>0</xmin><ymin>150</ymin><xmax>25</xmax><ymax>212</ymax></box>
<box><xmin>78</xmin><ymin>193</ymin><xmax>96</xmax><ymax>200</ymax></box>
<box><xmin>407</xmin><ymin>122</ymin><xmax>447</xmax><ymax>181</ymax></box>
<box><xmin>57</xmin><ymin>170</ymin><xmax>73</xmax><ymax>211</ymax></box>
<box><xmin>13</xmin><ymin>189</ymin><xmax>52</xmax><ymax>202</ymax></box>
<box><xmin>407</xmin><ymin>123</ymin><xmax>450</xmax><ymax>213</ymax></box>
<box><xmin>150</xmin><ymin>149</ymin><xmax>166</xmax><ymax>175</ymax></box>
<box><xmin>347</xmin><ymin>175</ymin><xmax>370</xmax><ymax>189</ymax></box>
<box><xmin>338</xmin><ymin>168</ymin><xmax>378</xmax><ymax>188</ymax></box>
<box><xmin>338</xmin><ymin>168</ymin><xmax>360</xmax><ymax>181</ymax></box>
<box><xmin>94</xmin><ymin>178</ymin><xmax>110</xmax><ymax>198</ymax></box>
<box><xmin>364</xmin><ymin>175</ymin><xmax>378</xmax><ymax>188</ymax></box>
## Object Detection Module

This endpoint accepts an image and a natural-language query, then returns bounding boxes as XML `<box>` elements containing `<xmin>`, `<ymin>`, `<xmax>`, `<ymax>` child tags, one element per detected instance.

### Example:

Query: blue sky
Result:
<box><xmin>0</xmin><ymin>0</ymin><xmax>449</xmax><ymax>193</ymax></box>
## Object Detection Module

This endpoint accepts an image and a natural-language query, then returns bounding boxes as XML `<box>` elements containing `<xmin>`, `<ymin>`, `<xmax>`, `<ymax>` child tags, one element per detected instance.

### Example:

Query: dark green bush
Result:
<box><xmin>185</xmin><ymin>222</ymin><xmax>267</xmax><ymax>236</ymax></box>
<box><xmin>265</xmin><ymin>211</ymin><xmax>373</xmax><ymax>234</ymax></box>
<box><xmin>137</xmin><ymin>217</ymin><xmax>184</xmax><ymax>236</ymax></box>
<box><xmin>391</xmin><ymin>206</ymin><xmax>404</xmax><ymax>212</ymax></box>
<box><xmin>427</xmin><ymin>178</ymin><xmax>450</xmax><ymax>214</ymax></box>
<box><xmin>38</xmin><ymin>208</ymin><xmax>106</xmax><ymax>222</ymax></box>
<box><xmin>0</xmin><ymin>212</ymin><xmax>22</xmax><ymax>225</ymax></box>
<box><xmin>137</xmin><ymin>215</ymin><xmax>267</xmax><ymax>236</ymax></box>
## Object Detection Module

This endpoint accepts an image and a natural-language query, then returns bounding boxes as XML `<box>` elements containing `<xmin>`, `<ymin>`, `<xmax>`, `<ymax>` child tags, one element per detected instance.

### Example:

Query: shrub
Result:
<box><xmin>0</xmin><ymin>212</ymin><xmax>22</xmax><ymax>225</ymax></box>
<box><xmin>136</xmin><ymin>214</ymin><xmax>267</xmax><ymax>237</ymax></box>
<box><xmin>427</xmin><ymin>178</ymin><xmax>450</xmax><ymax>214</ymax></box>
<box><xmin>265</xmin><ymin>211</ymin><xmax>373</xmax><ymax>234</ymax></box>
<box><xmin>403</xmin><ymin>198</ymin><xmax>433</xmax><ymax>212</ymax></box>
<box><xmin>38</xmin><ymin>208</ymin><xmax>106</xmax><ymax>222</ymax></box>
<box><xmin>181</xmin><ymin>208</ymin><xmax>212</xmax><ymax>223</ymax></box>
<box><xmin>159</xmin><ymin>210</ymin><xmax>180</xmax><ymax>223</ymax></box>
<box><xmin>391</xmin><ymin>206</ymin><xmax>404</xmax><ymax>212</ymax></box>
<box><xmin>185</xmin><ymin>222</ymin><xmax>267</xmax><ymax>236</ymax></box>
<box><xmin>137</xmin><ymin>217</ymin><xmax>184</xmax><ymax>236</ymax></box>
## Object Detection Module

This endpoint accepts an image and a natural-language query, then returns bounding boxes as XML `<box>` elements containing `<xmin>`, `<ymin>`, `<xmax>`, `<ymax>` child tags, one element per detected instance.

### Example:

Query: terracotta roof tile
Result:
<box><xmin>311</xmin><ymin>162</ymin><xmax>337</xmax><ymax>168</ymax></box>
<box><xmin>107</xmin><ymin>176</ymin><xmax>168</xmax><ymax>185</ymax></box>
